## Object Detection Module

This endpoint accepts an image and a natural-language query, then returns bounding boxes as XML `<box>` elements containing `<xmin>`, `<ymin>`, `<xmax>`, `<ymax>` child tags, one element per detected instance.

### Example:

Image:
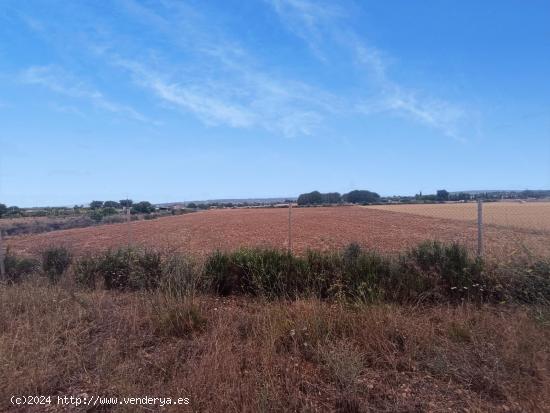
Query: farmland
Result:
<box><xmin>6</xmin><ymin>205</ymin><xmax>550</xmax><ymax>260</ymax></box>
<box><xmin>3</xmin><ymin>205</ymin><xmax>550</xmax><ymax>411</ymax></box>
<box><xmin>365</xmin><ymin>201</ymin><xmax>550</xmax><ymax>232</ymax></box>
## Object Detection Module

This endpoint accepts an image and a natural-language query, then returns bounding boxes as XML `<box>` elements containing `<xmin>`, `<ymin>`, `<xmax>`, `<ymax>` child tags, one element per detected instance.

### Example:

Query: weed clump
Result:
<box><xmin>73</xmin><ymin>255</ymin><xmax>99</xmax><ymax>289</ymax></box>
<box><xmin>73</xmin><ymin>247</ymin><xmax>162</xmax><ymax>291</ymax></box>
<box><xmin>4</xmin><ymin>250</ymin><xmax>39</xmax><ymax>284</ymax></box>
<box><xmin>160</xmin><ymin>254</ymin><xmax>203</xmax><ymax>298</ymax></box>
<box><xmin>204</xmin><ymin>248</ymin><xmax>304</xmax><ymax>298</ymax></box>
<box><xmin>41</xmin><ymin>246</ymin><xmax>72</xmax><ymax>284</ymax></box>
<box><xmin>153</xmin><ymin>297</ymin><xmax>206</xmax><ymax>338</ymax></box>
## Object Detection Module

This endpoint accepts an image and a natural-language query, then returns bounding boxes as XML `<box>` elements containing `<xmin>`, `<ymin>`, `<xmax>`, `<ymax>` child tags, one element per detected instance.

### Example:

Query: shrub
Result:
<box><xmin>302</xmin><ymin>250</ymin><xmax>341</xmax><ymax>298</ymax></box>
<box><xmin>4</xmin><ymin>250</ymin><xmax>39</xmax><ymax>283</ymax></box>
<box><xmin>88</xmin><ymin>248</ymin><xmax>163</xmax><ymax>291</ymax></box>
<box><xmin>202</xmin><ymin>242</ymin><xmax>490</xmax><ymax>304</ymax></box>
<box><xmin>133</xmin><ymin>249</ymin><xmax>163</xmax><ymax>290</ymax></box>
<box><xmin>73</xmin><ymin>255</ymin><xmax>99</xmax><ymax>289</ymax></box>
<box><xmin>398</xmin><ymin>241</ymin><xmax>486</xmax><ymax>302</ymax></box>
<box><xmin>152</xmin><ymin>296</ymin><xmax>206</xmax><ymax>338</ymax></box>
<box><xmin>343</xmin><ymin>248</ymin><xmax>393</xmax><ymax>303</ymax></box>
<box><xmin>161</xmin><ymin>254</ymin><xmax>203</xmax><ymax>298</ymax></box>
<box><xmin>204</xmin><ymin>248</ymin><xmax>304</xmax><ymax>298</ymax></box>
<box><xmin>23</xmin><ymin>239</ymin><xmax>544</xmax><ymax>306</ymax></box>
<box><xmin>204</xmin><ymin>250</ymin><xmax>236</xmax><ymax>296</ymax></box>
<box><xmin>319</xmin><ymin>340</ymin><xmax>364</xmax><ymax>392</ymax></box>
<box><xmin>101</xmin><ymin>214</ymin><xmax>127</xmax><ymax>225</ymax></box>
<box><xmin>494</xmin><ymin>259</ymin><xmax>550</xmax><ymax>304</ymax></box>
<box><xmin>101</xmin><ymin>207</ymin><xmax>118</xmax><ymax>216</ymax></box>
<box><xmin>89</xmin><ymin>210</ymin><xmax>103</xmax><ymax>222</ymax></box>
<box><xmin>41</xmin><ymin>246</ymin><xmax>72</xmax><ymax>284</ymax></box>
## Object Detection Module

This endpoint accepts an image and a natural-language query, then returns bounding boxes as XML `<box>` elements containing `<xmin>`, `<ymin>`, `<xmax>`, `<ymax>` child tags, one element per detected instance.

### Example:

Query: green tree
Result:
<box><xmin>436</xmin><ymin>190</ymin><xmax>449</xmax><ymax>201</ymax></box>
<box><xmin>102</xmin><ymin>207</ymin><xmax>118</xmax><ymax>216</ymax></box>
<box><xmin>187</xmin><ymin>202</ymin><xmax>197</xmax><ymax>209</ymax></box>
<box><xmin>104</xmin><ymin>201</ymin><xmax>121</xmax><ymax>208</ymax></box>
<box><xmin>90</xmin><ymin>201</ymin><xmax>104</xmax><ymax>209</ymax></box>
<box><xmin>342</xmin><ymin>190</ymin><xmax>380</xmax><ymax>204</ymax></box>
<box><xmin>6</xmin><ymin>206</ymin><xmax>21</xmax><ymax>216</ymax></box>
<box><xmin>119</xmin><ymin>199</ymin><xmax>133</xmax><ymax>207</ymax></box>
<box><xmin>0</xmin><ymin>203</ymin><xmax>7</xmax><ymax>218</ymax></box>
<box><xmin>132</xmin><ymin>201</ymin><xmax>155</xmax><ymax>214</ymax></box>
<box><xmin>297</xmin><ymin>191</ymin><xmax>323</xmax><ymax>205</ymax></box>
<box><xmin>322</xmin><ymin>192</ymin><xmax>341</xmax><ymax>204</ymax></box>
<box><xmin>89</xmin><ymin>210</ymin><xmax>104</xmax><ymax>222</ymax></box>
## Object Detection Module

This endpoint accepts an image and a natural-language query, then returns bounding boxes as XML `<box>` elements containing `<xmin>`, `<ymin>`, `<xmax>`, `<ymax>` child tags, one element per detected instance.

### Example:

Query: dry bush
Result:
<box><xmin>152</xmin><ymin>294</ymin><xmax>206</xmax><ymax>338</ymax></box>
<box><xmin>1</xmin><ymin>281</ymin><xmax>549</xmax><ymax>412</ymax></box>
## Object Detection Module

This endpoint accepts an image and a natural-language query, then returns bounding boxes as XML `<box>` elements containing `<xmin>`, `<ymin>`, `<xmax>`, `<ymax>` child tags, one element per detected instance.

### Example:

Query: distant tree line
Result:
<box><xmin>3</xmin><ymin>189</ymin><xmax>550</xmax><ymax>219</ymax></box>
<box><xmin>89</xmin><ymin>200</ymin><xmax>155</xmax><ymax>215</ymax></box>
<box><xmin>296</xmin><ymin>188</ymin><xmax>550</xmax><ymax>206</ymax></box>
<box><xmin>0</xmin><ymin>199</ymin><xmax>157</xmax><ymax>220</ymax></box>
<box><xmin>297</xmin><ymin>190</ymin><xmax>381</xmax><ymax>206</ymax></box>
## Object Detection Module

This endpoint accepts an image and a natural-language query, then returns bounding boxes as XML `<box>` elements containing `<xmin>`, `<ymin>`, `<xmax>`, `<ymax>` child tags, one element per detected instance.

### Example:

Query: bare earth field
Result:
<box><xmin>366</xmin><ymin>201</ymin><xmax>550</xmax><ymax>232</ymax></box>
<box><xmin>6</xmin><ymin>206</ymin><xmax>550</xmax><ymax>261</ymax></box>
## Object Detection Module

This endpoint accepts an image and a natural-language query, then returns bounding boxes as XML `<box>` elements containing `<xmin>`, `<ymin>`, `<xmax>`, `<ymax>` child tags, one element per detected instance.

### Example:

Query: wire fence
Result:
<box><xmin>1</xmin><ymin>199</ymin><xmax>550</xmax><ymax>280</ymax></box>
<box><xmin>284</xmin><ymin>199</ymin><xmax>550</xmax><ymax>261</ymax></box>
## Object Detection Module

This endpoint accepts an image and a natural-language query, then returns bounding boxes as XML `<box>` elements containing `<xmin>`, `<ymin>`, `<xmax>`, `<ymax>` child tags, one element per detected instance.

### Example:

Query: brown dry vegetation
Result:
<box><xmin>1</xmin><ymin>279</ymin><xmax>549</xmax><ymax>412</ymax></box>
<box><xmin>7</xmin><ymin>206</ymin><xmax>550</xmax><ymax>261</ymax></box>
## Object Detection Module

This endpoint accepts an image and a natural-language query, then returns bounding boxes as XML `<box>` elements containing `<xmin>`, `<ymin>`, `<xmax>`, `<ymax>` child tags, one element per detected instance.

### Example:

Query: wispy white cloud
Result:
<box><xmin>14</xmin><ymin>0</ymin><xmax>475</xmax><ymax>140</ymax></box>
<box><xmin>266</xmin><ymin>0</ymin><xmax>343</xmax><ymax>59</ymax></box>
<box><xmin>20</xmin><ymin>65</ymin><xmax>149</xmax><ymax>122</ymax></box>
<box><xmin>268</xmin><ymin>0</ymin><xmax>473</xmax><ymax>141</ymax></box>
<box><xmin>111</xmin><ymin>55</ymin><xmax>335</xmax><ymax>137</ymax></box>
<box><xmin>98</xmin><ymin>1</ymin><xmax>342</xmax><ymax>137</ymax></box>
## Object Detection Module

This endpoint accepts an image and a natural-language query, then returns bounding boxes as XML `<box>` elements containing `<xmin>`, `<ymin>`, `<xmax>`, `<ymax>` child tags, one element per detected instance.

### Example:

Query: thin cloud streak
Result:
<box><xmin>268</xmin><ymin>0</ymin><xmax>473</xmax><ymax>141</ymax></box>
<box><xmin>20</xmin><ymin>65</ymin><xmax>149</xmax><ymax>123</ymax></box>
<box><xmin>15</xmin><ymin>0</ymin><xmax>476</xmax><ymax>140</ymax></box>
<box><xmin>111</xmin><ymin>56</ymin><xmax>335</xmax><ymax>137</ymax></box>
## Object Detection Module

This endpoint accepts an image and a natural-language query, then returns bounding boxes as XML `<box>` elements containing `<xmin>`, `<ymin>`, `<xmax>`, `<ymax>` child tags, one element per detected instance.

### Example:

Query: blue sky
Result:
<box><xmin>1</xmin><ymin>0</ymin><xmax>549</xmax><ymax>207</ymax></box>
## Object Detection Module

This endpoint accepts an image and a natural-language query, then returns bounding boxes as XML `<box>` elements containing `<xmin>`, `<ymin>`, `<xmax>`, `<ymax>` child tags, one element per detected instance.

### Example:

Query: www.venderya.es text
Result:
<box><xmin>10</xmin><ymin>395</ymin><xmax>190</xmax><ymax>407</ymax></box>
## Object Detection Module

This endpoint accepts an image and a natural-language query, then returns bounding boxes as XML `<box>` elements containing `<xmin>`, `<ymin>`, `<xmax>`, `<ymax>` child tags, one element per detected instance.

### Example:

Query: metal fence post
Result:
<box><xmin>477</xmin><ymin>199</ymin><xmax>484</xmax><ymax>257</ymax></box>
<box><xmin>126</xmin><ymin>206</ymin><xmax>132</xmax><ymax>246</ymax></box>
<box><xmin>0</xmin><ymin>229</ymin><xmax>5</xmax><ymax>281</ymax></box>
<box><xmin>288</xmin><ymin>202</ymin><xmax>292</xmax><ymax>254</ymax></box>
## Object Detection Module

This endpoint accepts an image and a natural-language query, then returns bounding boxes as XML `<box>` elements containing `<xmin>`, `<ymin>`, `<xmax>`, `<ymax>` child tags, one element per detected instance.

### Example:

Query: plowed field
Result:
<box><xmin>6</xmin><ymin>206</ymin><xmax>550</xmax><ymax>260</ymax></box>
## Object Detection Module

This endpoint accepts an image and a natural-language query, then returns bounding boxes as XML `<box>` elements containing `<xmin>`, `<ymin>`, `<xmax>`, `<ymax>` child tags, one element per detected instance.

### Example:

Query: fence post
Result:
<box><xmin>288</xmin><ymin>202</ymin><xmax>292</xmax><ymax>254</ymax></box>
<box><xmin>0</xmin><ymin>229</ymin><xmax>5</xmax><ymax>281</ymax></box>
<box><xmin>477</xmin><ymin>199</ymin><xmax>484</xmax><ymax>257</ymax></box>
<box><xmin>126</xmin><ymin>206</ymin><xmax>132</xmax><ymax>246</ymax></box>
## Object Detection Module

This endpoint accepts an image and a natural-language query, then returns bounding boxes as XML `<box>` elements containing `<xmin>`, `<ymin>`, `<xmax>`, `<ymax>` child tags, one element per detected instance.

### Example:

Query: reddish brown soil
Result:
<box><xmin>6</xmin><ymin>206</ymin><xmax>550</xmax><ymax>260</ymax></box>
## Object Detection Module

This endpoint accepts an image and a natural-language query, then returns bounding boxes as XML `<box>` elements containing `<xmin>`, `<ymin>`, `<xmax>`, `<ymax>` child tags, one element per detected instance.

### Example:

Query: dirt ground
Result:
<box><xmin>6</xmin><ymin>206</ymin><xmax>550</xmax><ymax>261</ymax></box>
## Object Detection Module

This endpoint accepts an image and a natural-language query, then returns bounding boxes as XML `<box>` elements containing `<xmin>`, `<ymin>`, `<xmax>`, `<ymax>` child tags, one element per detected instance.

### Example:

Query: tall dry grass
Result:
<box><xmin>1</xmin><ymin>279</ymin><xmax>549</xmax><ymax>412</ymax></box>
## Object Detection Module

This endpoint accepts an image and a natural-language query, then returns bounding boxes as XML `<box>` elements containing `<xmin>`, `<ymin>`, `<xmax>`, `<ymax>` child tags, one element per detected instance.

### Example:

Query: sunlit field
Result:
<box><xmin>365</xmin><ymin>201</ymin><xmax>550</xmax><ymax>232</ymax></box>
